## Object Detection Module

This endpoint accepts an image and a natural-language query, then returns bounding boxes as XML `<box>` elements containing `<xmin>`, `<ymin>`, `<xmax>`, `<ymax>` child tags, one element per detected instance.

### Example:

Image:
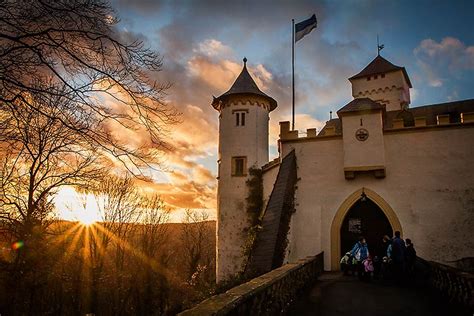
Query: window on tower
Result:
<box><xmin>233</xmin><ymin>110</ymin><xmax>248</xmax><ymax>126</ymax></box>
<box><xmin>231</xmin><ymin>156</ymin><xmax>247</xmax><ymax>176</ymax></box>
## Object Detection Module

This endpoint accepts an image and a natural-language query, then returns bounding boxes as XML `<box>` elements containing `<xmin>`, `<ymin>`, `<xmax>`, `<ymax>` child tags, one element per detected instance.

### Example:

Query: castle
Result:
<box><xmin>212</xmin><ymin>55</ymin><xmax>474</xmax><ymax>282</ymax></box>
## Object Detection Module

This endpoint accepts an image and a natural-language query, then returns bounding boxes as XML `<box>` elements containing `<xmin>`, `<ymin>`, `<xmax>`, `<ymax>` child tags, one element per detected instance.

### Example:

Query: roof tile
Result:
<box><xmin>212</xmin><ymin>59</ymin><xmax>277</xmax><ymax>111</ymax></box>
<box><xmin>349</xmin><ymin>55</ymin><xmax>412</xmax><ymax>87</ymax></box>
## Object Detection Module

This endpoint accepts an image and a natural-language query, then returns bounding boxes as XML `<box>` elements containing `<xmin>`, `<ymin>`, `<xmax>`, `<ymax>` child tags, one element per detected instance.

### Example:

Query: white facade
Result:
<box><xmin>215</xmin><ymin>55</ymin><xmax>474</xmax><ymax>282</ymax></box>
<box><xmin>351</xmin><ymin>70</ymin><xmax>411</xmax><ymax>111</ymax></box>
<box><xmin>278</xmin><ymin>123</ymin><xmax>474</xmax><ymax>270</ymax></box>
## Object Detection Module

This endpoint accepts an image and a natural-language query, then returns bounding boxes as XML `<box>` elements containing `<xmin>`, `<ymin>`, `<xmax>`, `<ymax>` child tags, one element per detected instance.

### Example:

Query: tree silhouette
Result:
<box><xmin>0</xmin><ymin>0</ymin><xmax>179</xmax><ymax>172</ymax></box>
<box><xmin>0</xmin><ymin>1</ymin><xmax>180</xmax><ymax>313</ymax></box>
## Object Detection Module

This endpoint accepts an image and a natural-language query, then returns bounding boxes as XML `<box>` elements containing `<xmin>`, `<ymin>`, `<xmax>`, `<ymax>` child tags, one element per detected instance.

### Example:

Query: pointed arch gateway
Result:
<box><xmin>330</xmin><ymin>187</ymin><xmax>403</xmax><ymax>270</ymax></box>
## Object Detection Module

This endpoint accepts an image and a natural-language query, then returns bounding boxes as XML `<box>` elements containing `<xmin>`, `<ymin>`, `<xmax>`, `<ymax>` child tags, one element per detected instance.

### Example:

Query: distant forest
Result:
<box><xmin>0</xmin><ymin>218</ymin><xmax>216</xmax><ymax>315</ymax></box>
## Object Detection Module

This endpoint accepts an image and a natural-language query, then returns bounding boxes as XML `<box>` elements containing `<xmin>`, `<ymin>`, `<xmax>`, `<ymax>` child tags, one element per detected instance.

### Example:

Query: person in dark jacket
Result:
<box><xmin>391</xmin><ymin>231</ymin><xmax>406</xmax><ymax>283</ymax></box>
<box><xmin>405</xmin><ymin>238</ymin><xmax>417</xmax><ymax>277</ymax></box>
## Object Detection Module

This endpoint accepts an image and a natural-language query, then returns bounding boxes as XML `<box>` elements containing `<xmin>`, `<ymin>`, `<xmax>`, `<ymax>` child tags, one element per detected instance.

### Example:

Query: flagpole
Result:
<box><xmin>292</xmin><ymin>19</ymin><xmax>295</xmax><ymax>130</ymax></box>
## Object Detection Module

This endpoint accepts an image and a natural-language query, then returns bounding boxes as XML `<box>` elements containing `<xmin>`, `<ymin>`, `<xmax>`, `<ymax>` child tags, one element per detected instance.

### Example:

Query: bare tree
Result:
<box><xmin>0</xmin><ymin>87</ymin><xmax>101</xmax><ymax>241</ymax></box>
<box><xmin>133</xmin><ymin>195</ymin><xmax>171</xmax><ymax>315</ymax></box>
<box><xmin>92</xmin><ymin>174</ymin><xmax>142</xmax><ymax>263</ymax></box>
<box><xmin>80</xmin><ymin>174</ymin><xmax>141</xmax><ymax>314</ymax></box>
<box><xmin>138</xmin><ymin>194</ymin><xmax>170</xmax><ymax>261</ymax></box>
<box><xmin>180</xmin><ymin>209</ymin><xmax>214</xmax><ymax>286</ymax></box>
<box><xmin>0</xmin><ymin>0</ymin><xmax>179</xmax><ymax>171</ymax></box>
<box><xmin>78</xmin><ymin>176</ymin><xmax>171</xmax><ymax>315</ymax></box>
<box><xmin>0</xmin><ymin>87</ymin><xmax>103</xmax><ymax>314</ymax></box>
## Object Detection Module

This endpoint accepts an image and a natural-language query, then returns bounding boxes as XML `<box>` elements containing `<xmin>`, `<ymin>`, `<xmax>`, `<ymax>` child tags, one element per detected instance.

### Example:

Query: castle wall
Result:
<box><xmin>279</xmin><ymin>125</ymin><xmax>474</xmax><ymax>270</ymax></box>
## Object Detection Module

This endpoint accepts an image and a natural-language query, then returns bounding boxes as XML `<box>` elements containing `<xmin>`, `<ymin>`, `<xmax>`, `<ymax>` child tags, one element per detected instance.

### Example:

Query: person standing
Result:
<box><xmin>405</xmin><ymin>238</ymin><xmax>417</xmax><ymax>277</ymax></box>
<box><xmin>383</xmin><ymin>235</ymin><xmax>392</xmax><ymax>258</ymax></box>
<box><xmin>391</xmin><ymin>231</ymin><xmax>406</xmax><ymax>283</ymax></box>
<box><xmin>351</xmin><ymin>237</ymin><xmax>369</xmax><ymax>280</ymax></box>
<box><xmin>380</xmin><ymin>235</ymin><xmax>393</xmax><ymax>280</ymax></box>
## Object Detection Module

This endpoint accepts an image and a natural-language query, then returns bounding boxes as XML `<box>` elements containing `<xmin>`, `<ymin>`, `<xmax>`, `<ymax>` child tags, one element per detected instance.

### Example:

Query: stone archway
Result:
<box><xmin>330</xmin><ymin>187</ymin><xmax>402</xmax><ymax>271</ymax></box>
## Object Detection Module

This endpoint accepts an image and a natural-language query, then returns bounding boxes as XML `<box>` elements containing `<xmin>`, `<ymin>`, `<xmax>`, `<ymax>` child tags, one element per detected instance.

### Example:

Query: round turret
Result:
<box><xmin>213</xmin><ymin>58</ymin><xmax>277</xmax><ymax>282</ymax></box>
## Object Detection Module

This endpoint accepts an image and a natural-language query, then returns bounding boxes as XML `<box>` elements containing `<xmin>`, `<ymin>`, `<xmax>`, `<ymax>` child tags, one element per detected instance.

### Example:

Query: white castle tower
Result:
<box><xmin>212</xmin><ymin>58</ymin><xmax>277</xmax><ymax>282</ymax></box>
<box><xmin>349</xmin><ymin>55</ymin><xmax>412</xmax><ymax>111</ymax></box>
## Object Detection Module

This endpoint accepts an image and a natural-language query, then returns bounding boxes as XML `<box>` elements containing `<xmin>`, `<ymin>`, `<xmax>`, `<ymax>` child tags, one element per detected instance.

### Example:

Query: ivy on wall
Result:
<box><xmin>241</xmin><ymin>167</ymin><xmax>264</xmax><ymax>277</ymax></box>
<box><xmin>213</xmin><ymin>167</ymin><xmax>264</xmax><ymax>293</ymax></box>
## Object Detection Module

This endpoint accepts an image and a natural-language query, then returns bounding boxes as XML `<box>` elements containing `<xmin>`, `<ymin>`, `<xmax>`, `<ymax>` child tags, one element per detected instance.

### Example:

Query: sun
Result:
<box><xmin>76</xmin><ymin>210</ymin><xmax>99</xmax><ymax>226</ymax></box>
<box><xmin>55</xmin><ymin>188</ymin><xmax>102</xmax><ymax>225</ymax></box>
<box><xmin>73</xmin><ymin>192</ymin><xmax>101</xmax><ymax>226</ymax></box>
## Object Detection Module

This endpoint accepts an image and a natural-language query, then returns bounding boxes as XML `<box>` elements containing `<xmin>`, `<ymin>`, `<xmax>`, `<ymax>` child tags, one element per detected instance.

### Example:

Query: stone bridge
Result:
<box><xmin>179</xmin><ymin>253</ymin><xmax>473</xmax><ymax>316</ymax></box>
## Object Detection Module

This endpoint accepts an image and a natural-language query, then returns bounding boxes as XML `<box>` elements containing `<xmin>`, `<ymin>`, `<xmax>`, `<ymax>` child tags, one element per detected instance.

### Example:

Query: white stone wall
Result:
<box><xmin>216</xmin><ymin>95</ymin><xmax>270</xmax><ymax>282</ymax></box>
<box><xmin>351</xmin><ymin>70</ymin><xmax>411</xmax><ymax>111</ymax></box>
<box><xmin>341</xmin><ymin>111</ymin><xmax>385</xmax><ymax>169</ymax></box>
<box><xmin>279</xmin><ymin>126</ymin><xmax>474</xmax><ymax>270</ymax></box>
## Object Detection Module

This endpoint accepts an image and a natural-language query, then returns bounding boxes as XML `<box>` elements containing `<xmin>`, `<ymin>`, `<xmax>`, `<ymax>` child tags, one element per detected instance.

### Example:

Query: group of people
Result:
<box><xmin>340</xmin><ymin>231</ymin><xmax>417</xmax><ymax>282</ymax></box>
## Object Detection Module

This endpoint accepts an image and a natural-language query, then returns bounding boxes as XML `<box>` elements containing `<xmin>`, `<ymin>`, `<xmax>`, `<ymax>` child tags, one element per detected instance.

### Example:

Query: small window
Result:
<box><xmin>235</xmin><ymin>111</ymin><xmax>246</xmax><ymax>126</ymax></box>
<box><xmin>374</xmin><ymin>75</ymin><xmax>378</xmax><ymax>79</ymax></box>
<box><xmin>367</xmin><ymin>76</ymin><xmax>371</xmax><ymax>81</ymax></box>
<box><xmin>381</xmin><ymin>73</ymin><xmax>385</xmax><ymax>78</ymax></box>
<box><xmin>232</xmin><ymin>156</ymin><xmax>247</xmax><ymax>176</ymax></box>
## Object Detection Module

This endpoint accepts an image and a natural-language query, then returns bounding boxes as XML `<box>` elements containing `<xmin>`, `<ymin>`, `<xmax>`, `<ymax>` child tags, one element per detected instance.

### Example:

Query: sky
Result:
<box><xmin>57</xmin><ymin>0</ymin><xmax>474</xmax><ymax>222</ymax></box>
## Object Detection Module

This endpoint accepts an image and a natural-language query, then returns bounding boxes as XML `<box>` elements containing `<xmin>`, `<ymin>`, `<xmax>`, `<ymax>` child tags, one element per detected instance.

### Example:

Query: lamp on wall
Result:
<box><xmin>360</xmin><ymin>188</ymin><xmax>367</xmax><ymax>202</ymax></box>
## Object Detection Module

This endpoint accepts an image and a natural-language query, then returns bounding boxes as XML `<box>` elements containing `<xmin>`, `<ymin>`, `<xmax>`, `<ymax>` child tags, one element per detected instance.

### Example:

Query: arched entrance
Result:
<box><xmin>340</xmin><ymin>199</ymin><xmax>392</xmax><ymax>261</ymax></box>
<box><xmin>330</xmin><ymin>188</ymin><xmax>402</xmax><ymax>270</ymax></box>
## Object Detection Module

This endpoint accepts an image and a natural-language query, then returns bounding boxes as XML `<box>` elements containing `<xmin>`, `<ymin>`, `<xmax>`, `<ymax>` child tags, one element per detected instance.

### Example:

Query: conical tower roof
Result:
<box><xmin>212</xmin><ymin>58</ymin><xmax>277</xmax><ymax>111</ymax></box>
<box><xmin>349</xmin><ymin>55</ymin><xmax>412</xmax><ymax>87</ymax></box>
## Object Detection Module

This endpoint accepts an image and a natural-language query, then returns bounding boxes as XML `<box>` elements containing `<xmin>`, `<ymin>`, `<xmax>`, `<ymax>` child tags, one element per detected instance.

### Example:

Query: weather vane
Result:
<box><xmin>377</xmin><ymin>34</ymin><xmax>384</xmax><ymax>56</ymax></box>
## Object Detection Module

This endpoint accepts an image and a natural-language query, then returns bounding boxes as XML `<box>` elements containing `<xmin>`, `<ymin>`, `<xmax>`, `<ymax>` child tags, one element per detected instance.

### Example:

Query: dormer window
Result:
<box><xmin>233</xmin><ymin>109</ymin><xmax>248</xmax><ymax>126</ymax></box>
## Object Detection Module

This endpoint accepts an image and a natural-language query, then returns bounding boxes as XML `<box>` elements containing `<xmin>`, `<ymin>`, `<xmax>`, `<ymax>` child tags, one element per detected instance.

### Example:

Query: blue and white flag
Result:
<box><xmin>295</xmin><ymin>14</ymin><xmax>317</xmax><ymax>42</ymax></box>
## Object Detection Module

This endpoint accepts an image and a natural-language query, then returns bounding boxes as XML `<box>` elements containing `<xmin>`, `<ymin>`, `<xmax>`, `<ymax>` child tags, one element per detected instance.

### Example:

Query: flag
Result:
<box><xmin>295</xmin><ymin>14</ymin><xmax>317</xmax><ymax>42</ymax></box>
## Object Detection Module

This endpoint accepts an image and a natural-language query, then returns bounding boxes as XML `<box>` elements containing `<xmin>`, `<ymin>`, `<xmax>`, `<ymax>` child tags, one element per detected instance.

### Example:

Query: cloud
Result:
<box><xmin>96</xmin><ymin>0</ymin><xmax>418</xmax><ymax>221</ymax></box>
<box><xmin>414</xmin><ymin>37</ymin><xmax>474</xmax><ymax>87</ymax></box>
<box><xmin>187</xmin><ymin>56</ymin><xmax>240</xmax><ymax>91</ymax></box>
<box><xmin>194</xmin><ymin>39</ymin><xmax>233</xmax><ymax>58</ymax></box>
<box><xmin>114</xmin><ymin>0</ymin><xmax>161</xmax><ymax>14</ymax></box>
<box><xmin>135</xmin><ymin>179</ymin><xmax>216</xmax><ymax>210</ymax></box>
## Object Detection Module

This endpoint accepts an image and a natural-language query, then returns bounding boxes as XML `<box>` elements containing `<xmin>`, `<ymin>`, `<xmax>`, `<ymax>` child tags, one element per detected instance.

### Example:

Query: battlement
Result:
<box><xmin>279</xmin><ymin>111</ymin><xmax>474</xmax><ymax>142</ymax></box>
<box><xmin>279</xmin><ymin>121</ymin><xmax>340</xmax><ymax>143</ymax></box>
<box><xmin>388</xmin><ymin>111</ymin><xmax>474</xmax><ymax>129</ymax></box>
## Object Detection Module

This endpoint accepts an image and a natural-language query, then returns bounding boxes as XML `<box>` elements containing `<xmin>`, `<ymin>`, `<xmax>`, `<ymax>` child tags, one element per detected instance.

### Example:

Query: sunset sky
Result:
<box><xmin>57</xmin><ymin>0</ymin><xmax>474</xmax><ymax>222</ymax></box>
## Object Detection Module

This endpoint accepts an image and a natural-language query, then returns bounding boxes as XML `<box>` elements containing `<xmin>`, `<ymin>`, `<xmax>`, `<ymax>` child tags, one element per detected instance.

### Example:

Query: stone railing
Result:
<box><xmin>418</xmin><ymin>257</ymin><xmax>474</xmax><ymax>312</ymax></box>
<box><xmin>178</xmin><ymin>252</ymin><xmax>324</xmax><ymax>316</ymax></box>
